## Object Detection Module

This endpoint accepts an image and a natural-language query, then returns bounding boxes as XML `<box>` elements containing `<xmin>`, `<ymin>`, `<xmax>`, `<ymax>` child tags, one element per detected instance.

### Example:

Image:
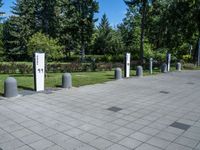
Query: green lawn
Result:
<box><xmin>0</xmin><ymin>69</ymin><xmax>162</xmax><ymax>95</ymax></box>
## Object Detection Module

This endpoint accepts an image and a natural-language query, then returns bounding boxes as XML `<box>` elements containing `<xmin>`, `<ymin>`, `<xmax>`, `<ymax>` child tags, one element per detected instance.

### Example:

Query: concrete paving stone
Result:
<box><xmin>114</xmin><ymin>127</ymin><xmax>135</xmax><ymax>136</ymax></box>
<box><xmin>89</xmin><ymin>127</ymin><xmax>110</xmax><ymax>136</ymax></box>
<box><xmin>64</xmin><ymin>128</ymin><xmax>85</xmax><ymax>137</ymax></box>
<box><xmin>74</xmin><ymin>144</ymin><xmax>98</xmax><ymax>150</ymax></box>
<box><xmin>90</xmin><ymin>137</ymin><xmax>114</xmax><ymax>149</ymax></box>
<box><xmin>148</xmin><ymin>122</ymin><xmax>168</xmax><ymax>130</ymax></box>
<box><xmin>165</xmin><ymin>143</ymin><xmax>193</xmax><ymax>150</ymax></box>
<box><xmin>0</xmin><ymin>139</ymin><xmax>25</xmax><ymax>150</ymax></box>
<box><xmin>194</xmin><ymin>142</ymin><xmax>200</xmax><ymax>150</ymax></box>
<box><xmin>135</xmin><ymin>143</ymin><xmax>162</xmax><ymax>150</ymax></box>
<box><xmin>11</xmin><ymin>128</ymin><xmax>33</xmax><ymax>138</ymax></box>
<box><xmin>140</xmin><ymin>127</ymin><xmax>160</xmax><ymax>136</ymax></box>
<box><xmin>134</xmin><ymin>119</ymin><xmax>153</xmax><ymax>126</ymax></box>
<box><xmin>101</xmin><ymin>122</ymin><xmax>121</xmax><ymax>131</ymax></box>
<box><xmin>105</xmin><ymin>144</ymin><xmax>130</xmax><ymax>150</ymax></box>
<box><xmin>16</xmin><ymin>145</ymin><xmax>33</xmax><ymax>150</ymax></box>
<box><xmin>187</xmin><ymin>126</ymin><xmax>200</xmax><ymax>134</ymax></box>
<box><xmin>146</xmin><ymin>137</ymin><xmax>171</xmax><ymax>149</ymax></box>
<box><xmin>58</xmin><ymin>138</ymin><xmax>86</xmax><ymax>150</ymax></box>
<box><xmin>19</xmin><ymin>133</ymin><xmax>43</xmax><ymax>144</ymax></box>
<box><xmin>37</xmin><ymin>128</ymin><xmax>58</xmax><ymax>137</ymax></box>
<box><xmin>29</xmin><ymin>139</ymin><xmax>54</xmax><ymax>150</ymax></box>
<box><xmin>119</xmin><ymin>137</ymin><xmax>142</xmax><ymax>149</ymax></box>
<box><xmin>44</xmin><ymin>145</ymin><xmax>65</xmax><ymax>150</ymax></box>
<box><xmin>3</xmin><ymin>123</ymin><xmax>24</xmax><ymax>133</ymax></box>
<box><xmin>164</xmin><ymin>126</ymin><xmax>185</xmax><ymax>135</ymax></box>
<box><xmin>183</xmin><ymin>131</ymin><xmax>200</xmax><ymax>141</ymax></box>
<box><xmin>155</xmin><ymin>131</ymin><xmax>179</xmax><ymax>142</ymax></box>
<box><xmin>112</xmin><ymin>118</ymin><xmax>130</xmax><ymax>126</ymax></box>
<box><xmin>47</xmin><ymin>133</ymin><xmax>71</xmax><ymax>145</ymax></box>
<box><xmin>101</xmin><ymin>132</ymin><xmax>125</xmax><ymax>142</ymax></box>
<box><xmin>20</xmin><ymin>120</ymin><xmax>41</xmax><ymax>128</ymax></box>
<box><xmin>121</xmin><ymin>115</ymin><xmax>138</xmax><ymax>122</ymax></box>
<box><xmin>125</xmin><ymin>122</ymin><xmax>145</xmax><ymax>130</ymax></box>
<box><xmin>177</xmin><ymin>119</ymin><xmax>196</xmax><ymax>126</ymax></box>
<box><xmin>129</xmin><ymin>131</ymin><xmax>152</xmax><ymax>142</ymax></box>
<box><xmin>77</xmin><ymin>132</ymin><xmax>98</xmax><ymax>143</ymax></box>
<box><xmin>0</xmin><ymin>133</ymin><xmax>15</xmax><ymax>144</ymax></box>
<box><xmin>78</xmin><ymin>124</ymin><xmax>96</xmax><ymax>131</ymax></box>
<box><xmin>175</xmin><ymin>136</ymin><xmax>199</xmax><ymax>148</ymax></box>
<box><xmin>28</xmin><ymin>124</ymin><xmax>48</xmax><ymax>133</ymax></box>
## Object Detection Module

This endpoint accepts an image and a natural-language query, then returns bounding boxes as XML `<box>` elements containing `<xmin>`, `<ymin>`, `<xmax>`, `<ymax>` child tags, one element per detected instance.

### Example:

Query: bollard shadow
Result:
<box><xmin>56</xmin><ymin>85</ymin><xmax>62</xmax><ymax>88</ymax></box>
<box><xmin>105</xmin><ymin>74</ymin><xmax>114</xmax><ymax>80</ymax></box>
<box><xmin>18</xmin><ymin>86</ymin><xmax>34</xmax><ymax>91</ymax></box>
<box><xmin>12</xmin><ymin>74</ymin><xmax>33</xmax><ymax>77</ymax></box>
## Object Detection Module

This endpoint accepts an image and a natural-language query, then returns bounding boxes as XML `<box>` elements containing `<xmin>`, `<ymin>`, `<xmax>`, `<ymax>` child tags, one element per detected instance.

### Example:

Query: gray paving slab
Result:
<box><xmin>0</xmin><ymin>70</ymin><xmax>200</xmax><ymax>150</ymax></box>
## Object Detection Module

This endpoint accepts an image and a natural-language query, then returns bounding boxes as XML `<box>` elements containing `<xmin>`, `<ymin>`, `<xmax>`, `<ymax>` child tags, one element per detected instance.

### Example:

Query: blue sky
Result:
<box><xmin>2</xmin><ymin>0</ymin><xmax>127</xmax><ymax>26</ymax></box>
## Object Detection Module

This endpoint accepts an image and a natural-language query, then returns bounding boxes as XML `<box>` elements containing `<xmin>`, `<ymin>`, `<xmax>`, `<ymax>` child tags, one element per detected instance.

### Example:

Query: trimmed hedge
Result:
<box><xmin>0</xmin><ymin>60</ymin><xmax>164</xmax><ymax>74</ymax></box>
<box><xmin>0</xmin><ymin>62</ymin><xmax>125</xmax><ymax>74</ymax></box>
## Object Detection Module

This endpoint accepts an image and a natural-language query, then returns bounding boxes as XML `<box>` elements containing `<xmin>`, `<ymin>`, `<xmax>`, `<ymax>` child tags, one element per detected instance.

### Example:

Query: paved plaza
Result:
<box><xmin>0</xmin><ymin>71</ymin><xmax>200</xmax><ymax>150</ymax></box>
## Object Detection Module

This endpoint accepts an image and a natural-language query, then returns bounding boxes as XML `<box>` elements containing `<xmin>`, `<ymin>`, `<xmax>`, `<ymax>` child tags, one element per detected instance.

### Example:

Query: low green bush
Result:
<box><xmin>183</xmin><ymin>63</ymin><xmax>197</xmax><ymax>70</ymax></box>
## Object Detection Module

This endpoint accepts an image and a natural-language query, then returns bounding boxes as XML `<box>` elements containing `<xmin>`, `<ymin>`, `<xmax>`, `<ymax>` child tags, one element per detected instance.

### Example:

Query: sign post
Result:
<box><xmin>124</xmin><ymin>53</ymin><xmax>131</xmax><ymax>78</ymax></box>
<box><xmin>166</xmin><ymin>53</ymin><xmax>171</xmax><ymax>72</ymax></box>
<box><xmin>33</xmin><ymin>53</ymin><xmax>45</xmax><ymax>92</ymax></box>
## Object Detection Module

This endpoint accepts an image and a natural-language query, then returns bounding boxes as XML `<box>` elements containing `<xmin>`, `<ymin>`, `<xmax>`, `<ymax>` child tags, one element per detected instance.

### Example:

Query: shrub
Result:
<box><xmin>27</xmin><ymin>32</ymin><xmax>63</xmax><ymax>61</ymax></box>
<box><xmin>183</xmin><ymin>63</ymin><xmax>196</xmax><ymax>70</ymax></box>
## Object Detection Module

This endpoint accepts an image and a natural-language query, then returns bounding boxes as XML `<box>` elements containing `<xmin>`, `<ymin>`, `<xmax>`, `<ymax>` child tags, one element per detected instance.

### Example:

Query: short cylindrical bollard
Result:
<box><xmin>149</xmin><ymin>58</ymin><xmax>153</xmax><ymax>74</ymax></box>
<box><xmin>176</xmin><ymin>62</ymin><xmax>181</xmax><ymax>71</ymax></box>
<box><xmin>161</xmin><ymin>63</ymin><xmax>167</xmax><ymax>73</ymax></box>
<box><xmin>62</xmin><ymin>73</ymin><xmax>72</xmax><ymax>89</ymax></box>
<box><xmin>4</xmin><ymin>77</ymin><xmax>18</xmax><ymax>98</ymax></box>
<box><xmin>115</xmin><ymin>68</ymin><xmax>122</xmax><ymax>80</ymax></box>
<box><xmin>136</xmin><ymin>66</ymin><xmax>143</xmax><ymax>77</ymax></box>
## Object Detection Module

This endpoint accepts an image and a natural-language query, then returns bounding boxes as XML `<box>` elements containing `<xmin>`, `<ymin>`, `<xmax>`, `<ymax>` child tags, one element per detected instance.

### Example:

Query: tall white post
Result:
<box><xmin>167</xmin><ymin>53</ymin><xmax>171</xmax><ymax>72</ymax></box>
<box><xmin>124</xmin><ymin>53</ymin><xmax>131</xmax><ymax>78</ymax></box>
<box><xmin>34</xmin><ymin>53</ymin><xmax>45</xmax><ymax>91</ymax></box>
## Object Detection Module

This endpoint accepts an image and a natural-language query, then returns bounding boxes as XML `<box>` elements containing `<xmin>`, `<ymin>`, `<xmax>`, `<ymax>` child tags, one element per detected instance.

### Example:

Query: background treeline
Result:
<box><xmin>0</xmin><ymin>0</ymin><xmax>199</xmax><ymax>63</ymax></box>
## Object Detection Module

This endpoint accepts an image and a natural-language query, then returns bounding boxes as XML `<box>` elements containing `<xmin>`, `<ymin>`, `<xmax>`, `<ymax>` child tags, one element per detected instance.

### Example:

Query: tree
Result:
<box><xmin>0</xmin><ymin>0</ymin><xmax>4</xmax><ymax>60</ymax></box>
<box><xmin>58</xmin><ymin>0</ymin><xmax>80</xmax><ymax>58</ymax></box>
<box><xmin>27</xmin><ymin>32</ymin><xmax>63</xmax><ymax>61</ymax></box>
<box><xmin>124</xmin><ymin>0</ymin><xmax>152</xmax><ymax>63</ymax></box>
<box><xmin>93</xmin><ymin>13</ymin><xmax>112</xmax><ymax>55</ymax></box>
<box><xmin>37</xmin><ymin>0</ymin><xmax>59</xmax><ymax>38</ymax></box>
<box><xmin>72</xmin><ymin>0</ymin><xmax>99</xmax><ymax>60</ymax></box>
<box><xmin>118</xmin><ymin>7</ymin><xmax>141</xmax><ymax>59</ymax></box>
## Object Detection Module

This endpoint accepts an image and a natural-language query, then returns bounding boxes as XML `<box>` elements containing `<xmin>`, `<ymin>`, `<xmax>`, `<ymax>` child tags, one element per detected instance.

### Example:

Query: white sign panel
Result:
<box><xmin>34</xmin><ymin>53</ymin><xmax>45</xmax><ymax>91</ymax></box>
<box><xmin>125</xmin><ymin>53</ymin><xmax>131</xmax><ymax>78</ymax></box>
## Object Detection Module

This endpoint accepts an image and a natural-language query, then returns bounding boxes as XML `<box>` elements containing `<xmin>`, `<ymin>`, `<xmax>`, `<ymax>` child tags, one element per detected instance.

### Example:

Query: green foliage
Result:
<box><xmin>93</xmin><ymin>14</ymin><xmax>112</xmax><ymax>55</ymax></box>
<box><xmin>27</xmin><ymin>32</ymin><xmax>63</xmax><ymax>60</ymax></box>
<box><xmin>182</xmin><ymin>55</ymin><xmax>192</xmax><ymax>63</ymax></box>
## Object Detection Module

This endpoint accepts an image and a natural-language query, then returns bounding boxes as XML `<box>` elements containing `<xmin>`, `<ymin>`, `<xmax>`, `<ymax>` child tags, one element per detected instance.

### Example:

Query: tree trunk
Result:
<box><xmin>140</xmin><ymin>0</ymin><xmax>147</xmax><ymax>65</ymax></box>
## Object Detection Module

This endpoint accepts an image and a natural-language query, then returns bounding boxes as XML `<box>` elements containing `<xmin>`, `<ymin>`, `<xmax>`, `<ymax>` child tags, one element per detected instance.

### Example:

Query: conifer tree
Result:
<box><xmin>93</xmin><ymin>13</ymin><xmax>112</xmax><ymax>55</ymax></box>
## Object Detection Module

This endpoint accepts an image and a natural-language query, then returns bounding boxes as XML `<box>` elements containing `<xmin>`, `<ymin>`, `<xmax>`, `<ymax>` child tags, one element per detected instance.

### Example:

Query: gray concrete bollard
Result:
<box><xmin>161</xmin><ymin>63</ymin><xmax>167</xmax><ymax>73</ymax></box>
<box><xmin>4</xmin><ymin>77</ymin><xmax>18</xmax><ymax>98</ymax></box>
<box><xmin>62</xmin><ymin>73</ymin><xmax>72</xmax><ymax>89</ymax></box>
<box><xmin>136</xmin><ymin>66</ymin><xmax>143</xmax><ymax>77</ymax></box>
<box><xmin>176</xmin><ymin>62</ymin><xmax>181</xmax><ymax>71</ymax></box>
<box><xmin>149</xmin><ymin>58</ymin><xmax>153</xmax><ymax>74</ymax></box>
<box><xmin>115</xmin><ymin>68</ymin><xmax>122</xmax><ymax>80</ymax></box>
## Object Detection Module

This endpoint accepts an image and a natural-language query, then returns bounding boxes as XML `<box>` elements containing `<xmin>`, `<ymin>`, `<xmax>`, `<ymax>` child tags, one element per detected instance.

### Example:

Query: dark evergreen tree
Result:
<box><xmin>72</xmin><ymin>0</ymin><xmax>99</xmax><ymax>60</ymax></box>
<box><xmin>93</xmin><ymin>13</ymin><xmax>112</xmax><ymax>55</ymax></box>
<box><xmin>118</xmin><ymin>7</ymin><xmax>141</xmax><ymax>59</ymax></box>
